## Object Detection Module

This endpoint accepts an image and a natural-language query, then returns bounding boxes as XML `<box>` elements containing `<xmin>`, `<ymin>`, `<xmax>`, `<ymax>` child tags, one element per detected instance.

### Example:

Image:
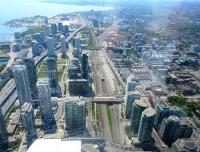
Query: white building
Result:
<box><xmin>27</xmin><ymin>139</ymin><xmax>81</xmax><ymax>152</ymax></box>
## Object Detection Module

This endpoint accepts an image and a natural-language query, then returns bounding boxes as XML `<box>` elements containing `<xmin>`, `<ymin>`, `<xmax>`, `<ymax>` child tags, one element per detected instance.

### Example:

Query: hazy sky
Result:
<box><xmin>2</xmin><ymin>0</ymin><xmax>199</xmax><ymax>2</ymax></box>
<box><xmin>47</xmin><ymin>0</ymin><xmax>200</xmax><ymax>1</ymax></box>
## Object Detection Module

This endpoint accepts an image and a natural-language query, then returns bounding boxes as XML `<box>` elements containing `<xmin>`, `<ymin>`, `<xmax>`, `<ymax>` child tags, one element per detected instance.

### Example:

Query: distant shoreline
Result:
<box><xmin>0</xmin><ymin>1</ymin><xmax>113</xmax><ymax>42</ymax></box>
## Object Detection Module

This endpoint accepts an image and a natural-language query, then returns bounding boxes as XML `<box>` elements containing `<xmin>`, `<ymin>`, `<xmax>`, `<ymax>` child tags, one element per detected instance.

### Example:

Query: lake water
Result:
<box><xmin>0</xmin><ymin>0</ymin><xmax>112</xmax><ymax>42</ymax></box>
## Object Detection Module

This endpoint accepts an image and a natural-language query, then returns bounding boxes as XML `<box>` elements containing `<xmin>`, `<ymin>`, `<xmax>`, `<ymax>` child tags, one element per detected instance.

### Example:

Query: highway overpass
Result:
<box><xmin>91</xmin><ymin>96</ymin><xmax>124</xmax><ymax>104</ymax></box>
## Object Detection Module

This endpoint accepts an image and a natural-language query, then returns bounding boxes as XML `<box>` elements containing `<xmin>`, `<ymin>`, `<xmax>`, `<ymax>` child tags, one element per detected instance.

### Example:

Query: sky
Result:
<box><xmin>1</xmin><ymin>0</ymin><xmax>199</xmax><ymax>1</ymax></box>
<box><xmin>2</xmin><ymin>0</ymin><xmax>200</xmax><ymax>3</ymax></box>
<box><xmin>42</xmin><ymin>0</ymin><xmax>199</xmax><ymax>2</ymax></box>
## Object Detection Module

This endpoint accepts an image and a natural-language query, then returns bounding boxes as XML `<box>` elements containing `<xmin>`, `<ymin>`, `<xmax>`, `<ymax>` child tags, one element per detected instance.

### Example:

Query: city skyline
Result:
<box><xmin>0</xmin><ymin>0</ymin><xmax>200</xmax><ymax>152</ymax></box>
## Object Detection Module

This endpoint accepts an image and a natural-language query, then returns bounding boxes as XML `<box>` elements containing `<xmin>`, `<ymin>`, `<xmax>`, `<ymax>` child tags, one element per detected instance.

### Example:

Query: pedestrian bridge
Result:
<box><xmin>92</xmin><ymin>96</ymin><xmax>124</xmax><ymax>104</ymax></box>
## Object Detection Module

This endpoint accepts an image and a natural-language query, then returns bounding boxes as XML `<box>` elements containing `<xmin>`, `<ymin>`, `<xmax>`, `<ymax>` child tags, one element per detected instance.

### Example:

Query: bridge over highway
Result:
<box><xmin>91</xmin><ymin>96</ymin><xmax>124</xmax><ymax>104</ymax></box>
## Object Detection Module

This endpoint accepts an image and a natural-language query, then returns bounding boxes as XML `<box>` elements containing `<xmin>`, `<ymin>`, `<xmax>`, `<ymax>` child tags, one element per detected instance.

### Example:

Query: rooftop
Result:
<box><xmin>142</xmin><ymin>107</ymin><xmax>156</xmax><ymax>117</ymax></box>
<box><xmin>173</xmin><ymin>138</ymin><xmax>199</xmax><ymax>152</ymax></box>
<box><xmin>27</xmin><ymin>139</ymin><xmax>81</xmax><ymax>152</ymax></box>
<box><xmin>64</xmin><ymin>97</ymin><xmax>86</xmax><ymax>106</ymax></box>
<box><xmin>21</xmin><ymin>102</ymin><xmax>33</xmax><ymax>114</ymax></box>
<box><xmin>168</xmin><ymin>115</ymin><xmax>180</xmax><ymax>122</ymax></box>
<box><xmin>135</xmin><ymin>98</ymin><xmax>149</xmax><ymax>108</ymax></box>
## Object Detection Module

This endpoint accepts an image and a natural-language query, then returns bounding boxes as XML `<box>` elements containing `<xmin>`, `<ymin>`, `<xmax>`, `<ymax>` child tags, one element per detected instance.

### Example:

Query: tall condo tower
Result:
<box><xmin>13</xmin><ymin>65</ymin><xmax>32</xmax><ymax>106</ymax></box>
<box><xmin>37</xmin><ymin>78</ymin><xmax>55</xmax><ymax>126</ymax></box>
<box><xmin>130</xmin><ymin>99</ymin><xmax>148</xmax><ymax>133</ymax></box>
<box><xmin>138</xmin><ymin>107</ymin><xmax>156</xmax><ymax>143</ymax></box>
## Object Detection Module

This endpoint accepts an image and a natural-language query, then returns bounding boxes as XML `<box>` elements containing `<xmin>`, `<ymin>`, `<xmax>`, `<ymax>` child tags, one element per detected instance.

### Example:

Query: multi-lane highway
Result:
<box><xmin>90</xmin><ymin>48</ymin><xmax>125</xmax><ymax>145</ymax></box>
<box><xmin>90</xmin><ymin>50</ymin><xmax>112</xmax><ymax>141</ymax></box>
<box><xmin>83</xmin><ymin>13</ymin><xmax>126</xmax><ymax>145</ymax></box>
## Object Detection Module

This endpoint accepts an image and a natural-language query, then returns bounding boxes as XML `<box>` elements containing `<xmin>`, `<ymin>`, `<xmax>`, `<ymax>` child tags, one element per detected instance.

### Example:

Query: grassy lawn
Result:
<box><xmin>40</xmin><ymin>64</ymin><xmax>48</xmax><ymax>71</ymax></box>
<box><xmin>87</xmin><ymin>33</ymin><xmax>94</xmax><ymax>50</ymax></box>
<box><xmin>57</xmin><ymin>60</ymin><xmax>66</xmax><ymax>81</ymax></box>
<box><xmin>57</xmin><ymin>59</ymin><xmax>66</xmax><ymax>65</ymax></box>
<box><xmin>36</xmin><ymin>61</ymin><xmax>43</xmax><ymax>70</ymax></box>
<box><xmin>37</xmin><ymin>60</ymin><xmax>48</xmax><ymax>78</ymax></box>
<box><xmin>64</xmin><ymin>83</ymin><xmax>67</xmax><ymax>95</ymax></box>
<box><xmin>37</xmin><ymin>59</ymin><xmax>66</xmax><ymax>81</ymax></box>
<box><xmin>81</xmin><ymin>27</ymin><xmax>95</xmax><ymax>50</ymax></box>
<box><xmin>106</xmin><ymin>105</ymin><xmax>113</xmax><ymax>133</ymax></box>
<box><xmin>37</xmin><ymin>72</ymin><xmax>48</xmax><ymax>78</ymax></box>
<box><xmin>93</xmin><ymin>103</ymin><xmax>101</xmax><ymax>137</ymax></box>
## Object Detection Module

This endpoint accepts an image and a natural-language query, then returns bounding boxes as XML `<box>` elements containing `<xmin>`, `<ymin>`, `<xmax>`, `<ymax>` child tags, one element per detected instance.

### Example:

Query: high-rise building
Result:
<box><xmin>33</xmin><ymin>33</ymin><xmax>44</xmax><ymax>45</ymax></box>
<box><xmin>80</xmin><ymin>38</ymin><xmax>87</xmax><ymax>45</ymax></box>
<box><xmin>51</xmin><ymin>24</ymin><xmax>57</xmax><ymax>35</ymax></box>
<box><xmin>40</xmin><ymin>31</ymin><xmax>46</xmax><ymax>40</ymax></box>
<box><xmin>31</xmin><ymin>41</ymin><xmax>40</xmax><ymax>57</ymax></box>
<box><xmin>44</xmin><ymin>17</ymin><xmax>48</xmax><ymax>25</ymax></box>
<box><xmin>23</xmin><ymin>58</ymin><xmax>37</xmax><ymax>99</ymax></box>
<box><xmin>154</xmin><ymin>103</ymin><xmax>182</xmax><ymax>130</ymax></box>
<box><xmin>159</xmin><ymin>116</ymin><xmax>180</xmax><ymax>146</ymax></box>
<box><xmin>12</xmin><ymin>42</ymin><xmax>21</xmax><ymax>52</ymax></box>
<box><xmin>55</xmin><ymin>33</ymin><xmax>62</xmax><ymax>41</ymax></box>
<box><xmin>70</xmin><ymin>58</ymin><xmax>81</xmax><ymax>67</ymax></box>
<box><xmin>37</xmin><ymin>78</ymin><xmax>55</xmax><ymax>126</ymax></box>
<box><xmin>0</xmin><ymin>108</ymin><xmax>8</xmax><ymax>150</ymax></box>
<box><xmin>130</xmin><ymin>99</ymin><xmax>148</xmax><ymax>133</ymax></box>
<box><xmin>73</xmin><ymin>37</ymin><xmax>81</xmax><ymax>50</ymax></box>
<box><xmin>47</xmin><ymin>37</ymin><xmax>56</xmax><ymax>58</ymax></box>
<box><xmin>68</xmin><ymin>79</ymin><xmax>88</xmax><ymax>96</ymax></box>
<box><xmin>64</xmin><ymin>98</ymin><xmax>86</xmax><ymax>132</ymax></box>
<box><xmin>170</xmin><ymin>138</ymin><xmax>200</xmax><ymax>152</ymax></box>
<box><xmin>42</xmin><ymin>25</ymin><xmax>51</xmax><ymax>37</ymax></box>
<box><xmin>81</xmin><ymin>44</ymin><xmax>87</xmax><ymax>50</ymax></box>
<box><xmin>125</xmin><ymin>91</ymin><xmax>140</xmax><ymax>119</ymax></box>
<box><xmin>179</xmin><ymin>121</ymin><xmax>193</xmax><ymax>139</ymax></box>
<box><xmin>63</xmin><ymin>25</ymin><xmax>69</xmax><ymax>35</ymax></box>
<box><xmin>13</xmin><ymin>65</ymin><xmax>32</xmax><ymax>106</ymax></box>
<box><xmin>73</xmin><ymin>47</ymin><xmax>82</xmax><ymax>59</ymax></box>
<box><xmin>81</xmin><ymin>51</ymin><xmax>89</xmax><ymax>79</ymax></box>
<box><xmin>138</xmin><ymin>107</ymin><xmax>156</xmax><ymax>143</ymax></box>
<box><xmin>68</xmin><ymin>58</ymin><xmax>82</xmax><ymax>79</ymax></box>
<box><xmin>58</xmin><ymin>22</ymin><xmax>63</xmax><ymax>32</ymax></box>
<box><xmin>68</xmin><ymin>65</ymin><xmax>81</xmax><ymax>79</ymax></box>
<box><xmin>21</xmin><ymin>102</ymin><xmax>36</xmax><ymax>140</ymax></box>
<box><xmin>46</xmin><ymin>57</ymin><xmax>59</xmax><ymax>96</ymax></box>
<box><xmin>126</xmin><ymin>74</ymin><xmax>137</xmax><ymax>92</ymax></box>
<box><xmin>60</xmin><ymin>35</ymin><xmax>67</xmax><ymax>59</ymax></box>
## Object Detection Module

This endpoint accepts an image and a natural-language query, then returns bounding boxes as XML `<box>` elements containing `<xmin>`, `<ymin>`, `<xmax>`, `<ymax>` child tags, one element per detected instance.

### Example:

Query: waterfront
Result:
<box><xmin>0</xmin><ymin>0</ymin><xmax>112</xmax><ymax>42</ymax></box>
